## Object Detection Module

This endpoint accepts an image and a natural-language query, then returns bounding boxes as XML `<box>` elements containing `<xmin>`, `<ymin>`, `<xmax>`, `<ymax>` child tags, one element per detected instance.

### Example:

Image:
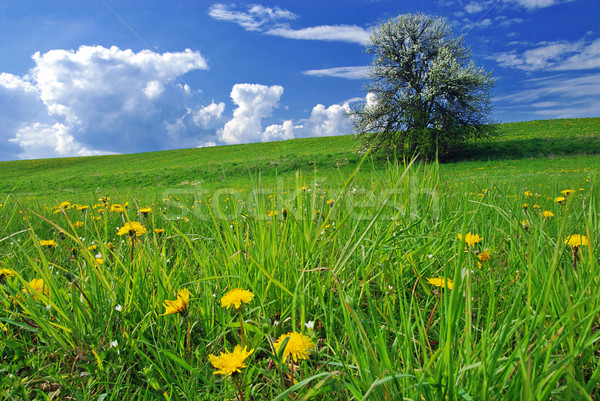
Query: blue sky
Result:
<box><xmin>0</xmin><ymin>0</ymin><xmax>598</xmax><ymax>160</ymax></box>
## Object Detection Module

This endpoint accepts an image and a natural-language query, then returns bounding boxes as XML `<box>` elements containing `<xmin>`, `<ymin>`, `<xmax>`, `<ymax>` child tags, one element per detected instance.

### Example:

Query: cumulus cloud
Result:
<box><xmin>492</xmin><ymin>38</ymin><xmax>600</xmax><ymax>71</ymax></box>
<box><xmin>219</xmin><ymin>83</ymin><xmax>284</xmax><ymax>144</ymax></box>
<box><xmin>303</xmin><ymin>102</ymin><xmax>353</xmax><ymax>137</ymax></box>
<box><xmin>0</xmin><ymin>45</ymin><xmax>215</xmax><ymax>160</ymax></box>
<box><xmin>303</xmin><ymin>66</ymin><xmax>369</xmax><ymax>79</ymax></box>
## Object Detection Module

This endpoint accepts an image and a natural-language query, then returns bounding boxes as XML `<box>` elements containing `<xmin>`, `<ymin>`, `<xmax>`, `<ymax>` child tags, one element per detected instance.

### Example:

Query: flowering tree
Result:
<box><xmin>350</xmin><ymin>13</ymin><xmax>496</xmax><ymax>160</ymax></box>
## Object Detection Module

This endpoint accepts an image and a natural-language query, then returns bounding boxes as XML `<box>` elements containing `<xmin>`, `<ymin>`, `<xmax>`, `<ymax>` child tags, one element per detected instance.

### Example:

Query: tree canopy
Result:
<box><xmin>350</xmin><ymin>13</ymin><xmax>496</xmax><ymax>160</ymax></box>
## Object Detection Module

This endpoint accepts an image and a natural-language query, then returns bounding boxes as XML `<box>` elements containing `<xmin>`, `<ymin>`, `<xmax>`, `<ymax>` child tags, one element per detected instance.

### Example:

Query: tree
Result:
<box><xmin>350</xmin><ymin>13</ymin><xmax>496</xmax><ymax>160</ymax></box>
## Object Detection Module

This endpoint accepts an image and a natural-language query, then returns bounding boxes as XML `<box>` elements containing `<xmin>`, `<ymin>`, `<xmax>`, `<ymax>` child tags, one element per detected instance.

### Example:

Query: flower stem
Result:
<box><xmin>238</xmin><ymin>309</ymin><xmax>245</xmax><ymax>347</ymax></box>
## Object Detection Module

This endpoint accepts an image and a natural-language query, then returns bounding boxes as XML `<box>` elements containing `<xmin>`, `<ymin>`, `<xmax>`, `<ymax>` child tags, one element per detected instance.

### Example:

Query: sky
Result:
<box><xmin>0</xmin><ymin>0</ymin><xmax>598</xmax><ymax>161</ymax></box>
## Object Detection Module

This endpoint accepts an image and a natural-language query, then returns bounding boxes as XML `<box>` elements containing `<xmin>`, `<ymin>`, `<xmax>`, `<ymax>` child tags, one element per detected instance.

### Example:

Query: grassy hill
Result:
<box><xmin>1</xmin><ymin>117</ymin><xmax>599</xmax><ymax>199</ymax></box>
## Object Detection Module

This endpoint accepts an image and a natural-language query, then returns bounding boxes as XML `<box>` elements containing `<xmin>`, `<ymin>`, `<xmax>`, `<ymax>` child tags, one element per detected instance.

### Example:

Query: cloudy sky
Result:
<box><xmin>0</xmin><ymin>0</ymin><xmax>598</xmax><ymax>160</ymax></box>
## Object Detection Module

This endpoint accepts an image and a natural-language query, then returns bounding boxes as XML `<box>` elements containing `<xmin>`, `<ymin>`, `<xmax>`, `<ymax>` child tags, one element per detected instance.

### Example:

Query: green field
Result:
<box><xmin>1</xmin><ymin>117</ymin><xmax>600</xmax><ymax>400</ymax></box>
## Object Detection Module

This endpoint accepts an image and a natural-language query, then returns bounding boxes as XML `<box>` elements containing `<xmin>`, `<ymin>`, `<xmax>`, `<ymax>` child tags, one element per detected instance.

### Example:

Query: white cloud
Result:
<box><xmin>192</xmin><ymin>101</ymin><xmax>226</xmax><ymax>128</ymax></box>
<box><xmin>0</xmin><ymin>46</ymin><xmax>216</xmax><ymax>160</ymax></box>
<box><xmin>302</xmin><ymin>101</ymin><xmax>353</xmax><ymax>137</ymax></box>
<box><xmin>266</xmin><ymin>25</ymin><xmax>371</xmax><ymax>44</ymax></box>
<box><xmin>219</xmin><ymin>83</ymin><xmax>284</xmax><ymax>144</ymax></box>
<box><xmin>493</xmin><ymin>38</ymin><xmax>600</xmax><ymax>71</ymax></box>
<box><xmin>208</xmin><ymin>3</ymin><xmax>369</xmax><ymax>44</ymax></box>
<box><xmin>303</xmin><ymin>66</ymin><xmax>369</xmax><ymax>79</ymax></box>
<box><xmin>507</xmin><ymin>0</ymin><xmax>567</xmax><ymax>9</ymax></box>
<box><xmin>465</xmin><ymin>2</ymin><xmax>486</xmax><ymax>14</ymax></box>
<box><xmin>9</xmin><ymin>123</ymin><xmax>109</xmax><ymax>160</ymax></box>
<box><xmin>496</xmin><ymin>73</ymin><xmax>600</xmax><ymax>119</ymax></box>
<box><xmin>263</xmin><ymin>120</ymin><xmax>295</xmax><ymax>142</ymax></box>
<box><xmin>207</xmin><ymin>3</ymin><xmax>297</xmax><ymax>31</ymax></box>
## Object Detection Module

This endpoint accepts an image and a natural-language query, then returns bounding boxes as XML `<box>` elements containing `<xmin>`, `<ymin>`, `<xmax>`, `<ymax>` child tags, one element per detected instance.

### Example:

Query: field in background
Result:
<box><xmin>1</xmin><ymin>117</ymin><xmax>599</xmax><ymax>200</ymax></box>
<box><xmin>1</xmin><ymin>117</ymin><xmax>600</xmax><ymax>400</ymax></box>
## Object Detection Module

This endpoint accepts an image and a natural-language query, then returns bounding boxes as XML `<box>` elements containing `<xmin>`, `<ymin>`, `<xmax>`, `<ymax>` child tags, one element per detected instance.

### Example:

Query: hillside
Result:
<box><xmin>1</xmin><ymin>117</ymin><xmax>599</xmax><ymax>198</ymax></box>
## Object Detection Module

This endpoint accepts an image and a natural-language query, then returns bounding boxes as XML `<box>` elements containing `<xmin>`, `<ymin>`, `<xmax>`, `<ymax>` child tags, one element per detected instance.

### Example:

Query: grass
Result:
<box><xmin>1</xmin><ymin>117</ymin><xmax>599</xmax><ymax>199</ymax></box>
<box><xmin>1</xmin><ymin>117</ymin><xmax>600</xmax><ymax>400</ymax></box>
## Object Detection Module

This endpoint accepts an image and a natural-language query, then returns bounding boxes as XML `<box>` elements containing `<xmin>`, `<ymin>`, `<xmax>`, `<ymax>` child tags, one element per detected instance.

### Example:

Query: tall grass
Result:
<box><xmin>1</xmin><ymin>158</ymin><xmax>599</xmax><ymax>400</ymax></box>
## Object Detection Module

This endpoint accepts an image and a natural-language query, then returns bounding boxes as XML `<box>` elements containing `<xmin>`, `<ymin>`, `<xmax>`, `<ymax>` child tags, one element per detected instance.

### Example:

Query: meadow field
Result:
<box><xmin>1</xmin><ymin>117</ymin><xmax>600</xmax><ymax>400</ymax></box>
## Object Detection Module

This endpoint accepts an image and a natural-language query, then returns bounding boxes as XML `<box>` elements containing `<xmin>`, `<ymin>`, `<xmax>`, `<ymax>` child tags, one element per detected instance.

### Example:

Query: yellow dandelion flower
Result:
<box><xmin>564</xmin><ymin>235</ymin><xmax>589</xmax><ymax>248</ymax></box>
<box><xmin>74</xmin><ymin>221</ymin><xmax>84</xmax><ymax>228</ymax></box>
<box><xmin>59</xmin><ymin>201</ymin><xmax>71</xmax><ymax>208</ymax></box>
<box><xmin>161</xmin><ymin>288</ymin><xmax>191</xmax><ymax>316</ymax></box>
<box><xmin>1</xmin><ymin>268</ymin><xmax>16</xmax><ymax>280</ymax></box>
<box><xmin>110</xmin><ymin>204</ymin><xmax>126</xmax><ymax>213</ymax></box>
<box><xmin>542</xmin><ymin>211</ymin><xmax>554</xmax><ymax>219</ymax></box>
<box><xmin>220</xmin><ymin>288</ymin><xmax>254</xmax><ymax>309</ymax></box>
<box><xmin>522</xmin><ymin>203</ymin><xmax>529</xmax><ymax>210</ymax></box>
<box><xmin>457</xmin><ymin>232</ymin><xmax>482</xmax><ymax>246</ymax></box>
<box><xmin>39</xmin><ymin>239</ymin><xmax>58</xmax><ymax>248</ymax></box>
<box><xmin>117</xmin><ymin>222</ymin><xmax>147</xmax><ymax>237</ymax></box>
<box><xmin>426</xmin><ymin>277</ymin><xmax>453</xmax><ymax>290</ymax></box>
<box><xmin>555</xmin><ymin>196</ymin><xmax>566</xmax><ymax>204</ymax></box>
<box><xmin>326</xmin><ymin>199</ymin><xmax>335</xmax><ymax>206</ymax></box>
<box><xmin>561</xmin><ymin>189</ymin><xmax>575</xmax><ymax>196</ymax></box>
<box><xmin>154</xmin><ymin>228</ymin><xmax>165</xmax><ymax>235</ymax></box>
<box><xmin>524</xmin><ymin>191</ymin><xmax>533</xmax><ymax>197</ymax></box>
<box><xmin>533</xmin><ymin>204</ymin><xmax>541</xmax><ymax>209</ymax></box>
<box><xmin>478</xmin><ymin>249</ymin><xmax>492</xmax><ymax>262</ymax></box>
<box><xmin>139</xmin><ymin>207</ymin><xmax>152</xmax><ymax>214</ymax></box>
<box><xmin>77</xmin><ymin>205</ymin><xmax>89</xmax><ymax>211</ymax></box>
<box><xmin>23</xmin><ymin>278</ymin><xmax>49</xmax><ymax>300</ymax></box>
<box><xmin>274</xmin><ymin>332</ymin><xmax>315</xmax><ymax>362</ymax></box>
<box><xmin>208</xmin><ymin>345</ymin><xmax>254</xmax><ymax>376</ymax></box>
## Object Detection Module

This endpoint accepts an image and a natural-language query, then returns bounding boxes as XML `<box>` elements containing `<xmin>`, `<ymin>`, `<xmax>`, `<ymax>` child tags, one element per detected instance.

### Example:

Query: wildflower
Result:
<box><xmin>117</xmin><ymin>222</ymin><xmax>147</xmax><ymax>237</ymax></box>
<box><xmin>115</xmin><ymin>304</ymin><xmax>122</xmax><ymax>312</ymax></box>
<box><xmin>426</xmin><ymin>277</ymin><xmax>453</xmax><ymax>290</ymax></box>
<box><xmin>457</xmin><ymin>232</ymin><xmax>482</xmax><ymax>247</ymax></box>
<box><xmin>326</xmin><ymin>199</ymin><xmax>335</xmax><ymax>207</ymax></box>
<box><xmin>522</xmin><ymin>203</ymin><xmax>529</xmax><ymax>210</ymax></box>
<box><xmin>542</xmin><ymin>211</ymin><xmax>554</xmax><ymax>219</ymax></box>
<box><xmin>521</xmin><ymin>220</ymin><xmax>530</xmax><ymax>229</ymax></box>
<box><xmin>564</xmin><ymin>235</ymin><xmax>589</xmax><ymax>248</ymax></box>
<box><xmin>39</xmin><ymin>239</ymin><xmax>58</xmax><ymax>248</ymax></box>
<box><xmin>0</xmin><ymin>268</ymin><xmax>16</xmax><ymax>281</ymax></box>
<box><xmin>304</xmin><ymin>321</ymin><xmax>315</xmax><ymax>330</ymax></box>
<box><xmin>274</xmin><ymin>332</ymin><xmax>315</xmax><ymax>362</ymax></box>
<box><xmin>161</xmin><ymin>288</ymin><xmax>191</xmax><ymax>316</ymax></box>
<box><xmin>59</xmin><ymin>201</ymin><xmax>71</xmax><ymax>209</ymax></box>
<box><xmin>23</xmin><ymin>278</ymin><xmax>49</xmax><ymax>300</ymax></box>
<box><xmin>555</xmin><ymin>196</ymin><xmax>566</xmax><ymax>204</ymax></box>
<box><xmin>76</xmin><ymin>205</ymin><xmax>89</xmax><ymax>211</ymax></box>
<box><xmin>524</xmin><ymin>191</ymin><xmax>533</xmax><ymax>197</ymax></box>
<box><xmin>561</xmin><ymin>189</ymin><xmax>575</xmax><ymax>196</ymax></box>
<box><xmin>98</xmin><ymin>196</ymin><xmax>110</xmax><ymax>204</ymax></box>
<box><xmin>154</xmin><ymin>228</ymin><xmax>165</xmax><ymax>235</ymax></box>
<box><xmin>220</xmin><ymin>288</ymin><xmax>254</xmax><ymax>309</ymax></box>
<box><xmin>533</xmin><ymin>204</ymin><xmax>541</xmax><ymax>209</ymax></box>
<box><xmin>74</xmin><ymin>221</ymin><xmax>84</xmax><ymax>228</ymax></box>
<box><xmin>208</xmin><ymin>345</ymin><xmax>254</xmax><ymax>376</ymax></box>
<box><xmin>478</xmin><ymin>249</ymin><xmax>492</xmax><ymax>262</ymax></box>
<box><xmin>110</xmin><ymin>204</ymin><xmax>126</xmax><ymax>213</ymax></box>
<box><xmin>139</xmin><ymin>207</ymin><xmax>152</xmax><ymax>214</ymax></box>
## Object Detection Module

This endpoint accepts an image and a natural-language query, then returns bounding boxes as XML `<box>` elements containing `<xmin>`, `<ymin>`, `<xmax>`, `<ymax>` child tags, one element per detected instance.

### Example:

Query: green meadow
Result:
<box><xmin>1</xmin><ymin>117</ymin><xmax>600</xmax><ymax>400</ymax></box>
